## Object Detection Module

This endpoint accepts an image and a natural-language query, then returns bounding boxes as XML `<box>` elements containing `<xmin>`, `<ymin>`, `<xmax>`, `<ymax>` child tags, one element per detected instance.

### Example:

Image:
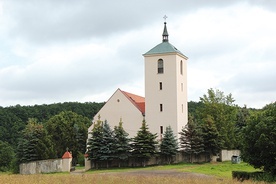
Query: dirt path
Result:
<box><xmin>96</xmin><ymin>169</ymin><xmax>213</xmax><ymax>179</ymax></box>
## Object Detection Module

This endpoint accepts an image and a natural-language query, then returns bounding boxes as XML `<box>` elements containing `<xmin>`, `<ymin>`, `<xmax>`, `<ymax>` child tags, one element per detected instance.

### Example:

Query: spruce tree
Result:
<box><xmin>179</xmin><ymin>115</ymin><xmax>204</xmax><ymax>163</ymax></box>
<box><xmin>131</xmin><ymin>120</ymin><xmax>157</xmax><ymax>167</ymax></box>
<box><xmin>87</xmin><ymin>116</ymin><xmax>103</xmax><ymax>169</ymax></box>
<box><xmin>160</xmin><ymin>126</ymin><xmax>178</xmax><ymax>164</ymax></box>
<box><xmin>99</xmin><ymin>120</ymin><xmax>115</xmax><ymax>168</ymax></box>
<box><xmin>113</xmin><ymin>119</ymin><xmax>131</xmax><ymax>167</ymax></box>
<box><xmin>17</xmin><ymin>118</ymin><xmax>55</xmax><ymax>163</ymax></box>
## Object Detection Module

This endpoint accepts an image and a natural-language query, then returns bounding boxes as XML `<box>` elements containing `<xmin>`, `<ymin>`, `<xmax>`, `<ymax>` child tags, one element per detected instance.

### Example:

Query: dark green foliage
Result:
<box><xmin>160</xmin><ymin>126</ymin><xmax>178</xmax><ymax>164</ymax></box>
<box><xmin>0</xmin><ymin>110</ymin><xmax>25</xmax><ymax>148</ymax></box>
<box><xmin>0</xmin><ymin>140</ymin><xmax>15</xmax><ymax>171</ymax></box>
<box><xmin>242</xmin><ymin>102</ymin><xmax>276</xmax><ymax>175</ymax></box>
<box><xmin>17</xmin><ymin>118</ymin><xmax>55</xmax><ymax>163</ymax></box>
<box><xmin>179</xmin><ymin>115</ymin><xmax>204</xmax><ymax>163</ymax></box>
<box><xmin>113</xmin><ymin>119</ymin><xmax>131</xmax><ymax>167</ymax></box>
<box><xmin>87</xmin><ymin>117</ymin><xmax>104</xmax><ymax>168</ymax></box>
<box><xmin>232</xmin><ymin>171</ymin><xmax>276</xmax><ymax>182</ymax></box>
<box><xmin>199</xmin><ymin>88</ymin><xmax>238</xmax><ymax>149</ymax></box>
<box><xmin>45</xmin><ymin>111</ymin><xmax>89</xmax><ymax>163</ymax></box>
<box><xmin>201</xmin><ymin>115</ymin><xmax>221</xmax><ymax>161</ymax></box>
<box><xmin>131</xmin><ymin>120</ymin><xmax>157</xmax><ymax>167</ymax></box>
<box><xmin>235</xmin><ymin>105</ymin><xmax>251</xmax><ymax>149</ymax></box>
<box><xmin>99</xmin><ymin>120</ymin><xmax>115</xmax><ymax>168</ymax></box>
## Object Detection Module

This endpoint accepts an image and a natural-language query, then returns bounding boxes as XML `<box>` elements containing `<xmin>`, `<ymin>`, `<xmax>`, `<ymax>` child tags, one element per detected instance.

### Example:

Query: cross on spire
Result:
<box><xmin>163</xmin><ymin>15</ymin><xmax>168</xmax><ymax>22</ymax></box>
<box><xmin>162</xmin><ymin>16</ymin><xmax>169</xmax><ymax>42</ymax></box>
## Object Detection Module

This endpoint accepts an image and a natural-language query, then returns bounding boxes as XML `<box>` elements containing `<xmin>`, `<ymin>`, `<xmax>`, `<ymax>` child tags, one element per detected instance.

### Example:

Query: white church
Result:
<box><xmin>88</xmin><ymin>20</ymin><xmax>188</xmax><ymax>141</ymax></box>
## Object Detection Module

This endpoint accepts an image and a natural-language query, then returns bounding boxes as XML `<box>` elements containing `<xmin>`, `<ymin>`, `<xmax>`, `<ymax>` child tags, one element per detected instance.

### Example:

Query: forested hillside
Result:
<box><xmin>0</xmin><ymin>102</ymin><xmax>104</xmax><ymax>149</ymax></box>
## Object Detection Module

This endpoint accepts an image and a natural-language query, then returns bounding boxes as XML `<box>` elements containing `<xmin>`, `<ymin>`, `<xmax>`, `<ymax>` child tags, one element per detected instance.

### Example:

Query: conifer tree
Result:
<box><xmin>179</xmin><ymin>115</ymin><xmax>204</xmax><ymax>163</ymax></box>
<box><xmin>201</xmin><ymin>115</ymin><xmax>221</xmax><ymax>161</ymax></box>
<box><xmin>160</xmin><ymin>126</ymin><xmax>178</xmax><ymax>164</ymax></box>
<box><xmin>99</xmin><ymin>120</ymin><xmax>115</xmax><ymax>168</ymax></box>
<box><xmin>113</xmin><ymin>119</ymin><xmax>131</xmax><ymax>167</ymax></box>
<box><xmin>131</xmin><ymin>120</ymin><xmax>157</xmax><ymax>167</ymax></box>
<box><xmin>17</xmin><ymin>118</ymin><xmax>55</xmax><ymax>163</ymax></box>
<box><xmin>87</xmin><ymin>116</ymin><xmax>103</xmax><ymax>169</ymax></box>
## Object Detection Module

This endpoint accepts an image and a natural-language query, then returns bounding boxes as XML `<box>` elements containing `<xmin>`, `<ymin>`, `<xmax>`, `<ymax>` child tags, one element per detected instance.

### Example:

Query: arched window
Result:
<box><xmin>180</xmin><ymin>60</ymin><xmax>183</xmax><ymax>75</ymax></box>
<box><xmin>158</xmin><ymin>59</ymin><xmax>164</xmax><ymax>73</ymax></box>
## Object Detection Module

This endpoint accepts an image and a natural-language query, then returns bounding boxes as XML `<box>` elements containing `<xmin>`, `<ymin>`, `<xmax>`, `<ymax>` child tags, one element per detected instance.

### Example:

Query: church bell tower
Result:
<box><xmin>143</xmin><ymin>19</ymin><xmax>188</xmax><ymax>141</ymax></box>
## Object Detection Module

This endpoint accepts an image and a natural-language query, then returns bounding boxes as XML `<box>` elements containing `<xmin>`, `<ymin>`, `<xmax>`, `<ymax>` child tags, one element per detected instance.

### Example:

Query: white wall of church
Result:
<box><xmin>88</xmin><ymin>89</ymin><xmax>144</xmax><ymax>138</ymax></box>
<box><xmin>144</xmin><ymin>53</ymin><xmax>188</xmax><ymax>141</ymax></box>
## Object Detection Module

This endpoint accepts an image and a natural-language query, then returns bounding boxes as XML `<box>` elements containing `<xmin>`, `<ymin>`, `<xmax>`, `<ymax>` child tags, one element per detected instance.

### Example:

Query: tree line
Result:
<box><xmin>0</xmin><ymin>89</ymin><xmax>275</xmax><ymax>176</ymax></box>
<box><xmin>0</xmin><ymin>102</ymin><xmax>104</xmax><ymax>172</ymax></box>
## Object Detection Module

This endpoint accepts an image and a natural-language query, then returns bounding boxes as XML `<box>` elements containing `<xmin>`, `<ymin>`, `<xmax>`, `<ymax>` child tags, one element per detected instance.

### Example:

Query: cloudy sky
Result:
<box><xmin>0</xmin><ymin>0</ymin><xmax>275</xmax><ymax>108</ymax></box>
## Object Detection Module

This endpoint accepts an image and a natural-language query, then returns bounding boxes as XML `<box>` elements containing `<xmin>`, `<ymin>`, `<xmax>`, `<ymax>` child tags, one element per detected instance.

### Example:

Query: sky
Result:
<box><xmin>0</xmin><ymin>0</ymin><xmax>275</xmax><ymax>108</ymax></box>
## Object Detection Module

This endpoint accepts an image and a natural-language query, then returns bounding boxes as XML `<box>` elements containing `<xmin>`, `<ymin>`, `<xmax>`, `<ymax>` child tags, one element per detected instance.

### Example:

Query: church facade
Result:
<box><xmin>88</xmin><ymin>21</ymin><xmax>188</xmax><ymax>141</ymax></box>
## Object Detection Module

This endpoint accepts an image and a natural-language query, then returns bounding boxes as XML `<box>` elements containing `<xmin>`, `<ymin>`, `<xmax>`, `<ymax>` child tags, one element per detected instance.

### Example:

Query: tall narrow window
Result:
<box><xmin>180</xmin><ymin>60</ymin><xmax>183</xmax><ymax>75</ymax></box>
<box><xmin>160</xmin><ymin>104</ymin><xmax>163</xmax><ymax>112</ymax></box>
<box><xmin>181</xmin><ymin>83</ymin><xmax>183</xmax><ymax>92</ymax></box>
<box><xmin>182</xmin><ymin>104</ymin><xmax>183</xmax><ymax>113</ymax></box>
<box><xmin>158</xmin><ymin>59</ymin><xmax>164</xmax><ymax>73</ymax></box>
<box><xmin>159</xmin><ymin>82</ymin><xmax>163</xmax><ymax>90</ymax></box>
<box><xmin>160</xmin><ymin>126</ymin><xmax>163</xmax><ymax>134</ymax></box>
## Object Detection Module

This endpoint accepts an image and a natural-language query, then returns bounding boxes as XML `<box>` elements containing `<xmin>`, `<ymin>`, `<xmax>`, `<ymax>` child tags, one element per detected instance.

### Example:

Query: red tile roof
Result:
<box><xmin>62</xmin><ymin>151</ymin><xmax>72</xmax><ymax>159</ymax></box>
<box><xmin>121</xmin><ymin>90</ymin><xmax>145</xmax><ymax>115</ymax></box>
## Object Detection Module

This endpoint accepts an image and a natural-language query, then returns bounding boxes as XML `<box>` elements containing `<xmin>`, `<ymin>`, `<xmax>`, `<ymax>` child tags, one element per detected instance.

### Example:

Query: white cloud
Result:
<box><xmin>0</xmin><ymin>1</ymin><xmax>275</xmax><ymax>108</ymax></box>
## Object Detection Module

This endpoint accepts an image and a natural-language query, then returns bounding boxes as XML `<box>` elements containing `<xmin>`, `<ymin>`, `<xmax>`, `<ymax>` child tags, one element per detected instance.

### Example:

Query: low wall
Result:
<box><xmin>85</xmin><ymin>152</ymin><xmax>210</xmax><ymax>169</ymax></box>
<box><xmin>220</xmin><ymin>150</ymin><xmax>240</xmax><ymax>162</ymax></box>
<box><xmin>20</xmin><ymin>159</ymin><xmax>63</xmax><ymax>174</ymax></box>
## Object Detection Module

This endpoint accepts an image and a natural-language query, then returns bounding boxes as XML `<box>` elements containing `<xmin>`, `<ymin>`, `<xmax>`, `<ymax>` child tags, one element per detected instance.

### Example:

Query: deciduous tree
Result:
<box><xmin>242</xmin><ymin>102</ymin><xmax>276</xmax><ymax>175</ymax></box>
<box><xmin>45</xmin><ymin>111</ymin><xmax>89</xmax><ymax>163</ymax></box>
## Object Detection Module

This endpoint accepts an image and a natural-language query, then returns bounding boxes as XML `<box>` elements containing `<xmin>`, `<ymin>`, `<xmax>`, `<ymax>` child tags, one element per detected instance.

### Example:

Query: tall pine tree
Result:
<box><xmin>160</xmin><ymin>126</ymin><xmax>178</xmax><ymax>164</ymax></box>
<box><xmin>113</xmin><ymin>119</ymin><xmax>131</xmax><ymax>167</ymax></box>
<box><xmin>87</xmin><ymin>116</ymin><xmax>103</xmax><ymax>169</ymax></box>
<box><xmin>99</xmin><ymin>120</ymin><xmax>115</xmax><ymax>168</ymax></box>
<box><xmin>131</xmin><ymin>120</ymin><xmax>157</xmax><ymax>167</ymax></box>
<box><xmin>179</xmin><ymin>115</ymin><xmax>204</xmax><ymax>163</ymax></box>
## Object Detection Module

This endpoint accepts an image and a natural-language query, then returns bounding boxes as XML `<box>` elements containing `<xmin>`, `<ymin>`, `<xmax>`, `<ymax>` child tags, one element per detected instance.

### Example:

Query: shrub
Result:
<box><xmin>232</xmin><ymin>171</ymin><xmax>276</xmax><ymax>182</ymax></box>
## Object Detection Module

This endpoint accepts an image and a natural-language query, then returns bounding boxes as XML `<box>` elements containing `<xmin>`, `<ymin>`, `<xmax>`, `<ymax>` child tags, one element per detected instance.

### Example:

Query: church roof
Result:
<box><xmin>121</xmin><ymin>90</ymin><xmax>145</xmax><ymax>115</ymax></box>
<box><xmin>144</xmin><ymin>41</ymin><xmax>186</xmax><ymax>57</ymax></box>
<box><xmin>143</xmin><ymin>21</ymin><xmax>188</xmax><ymax>59</ymax></box>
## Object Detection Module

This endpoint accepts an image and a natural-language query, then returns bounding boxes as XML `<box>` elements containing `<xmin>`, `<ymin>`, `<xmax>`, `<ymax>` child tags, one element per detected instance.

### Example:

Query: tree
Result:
<box><xmin>45</xmin><ymin>111</ymin><xmax>89</xmax><ymax>163</ymax></box>
<box><xmin>99</xmin><ymin>120</ymin><xmax>115</xmax><ymax>168</ymax></box>
<box><xmin>201</xmin><ymin>115</ymin><xmax>221</xmax><ymax>161</ymax></box>
<box><xmin>131</xmin><ymin>120</ymin><xmax>157</xmax><ymax>167</ymax></box>
<box><xmin>242</xmin><ymin>102</ymin><xmax>276</xmax><ymax>175</ymax></box>
<box><xmin>87</xmin><ymin>116</ymin><xmax>104</xmax><ymax>169</ymax></box>
<box><xmin>159</xmin><ymin>126</ymin><xmax>178</xmax><ymax>164</ymax></box>
<box><xmin>0</xmin><ymin>140</ymin><xmax>15</xmax><ymax>171</ymax></box>
<box><xmin>199</xmin><ymin>88</ymin><xmax>238</xmax><ymax>149</ymax></box>
<box><xmin>179</xmin><ymin>115</ymin><xmax>204</xmax><ymax>163</ymax></box>
<box><xmin>113</xmin><ymin>119</ymin><xmax>131</xmax><ymax>167</ymax></box>
<box><xmin>17</xmin><ymin>118</ymin><xmax>55</xmax><ymax>163</ymax></box>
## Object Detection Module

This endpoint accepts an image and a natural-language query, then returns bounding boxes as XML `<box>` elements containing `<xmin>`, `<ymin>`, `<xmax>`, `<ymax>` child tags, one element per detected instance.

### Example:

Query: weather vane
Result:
<box><xmin>163</xmin><ymin>15</ymin><xmax>168</xmax><ymax>22</ymax></box>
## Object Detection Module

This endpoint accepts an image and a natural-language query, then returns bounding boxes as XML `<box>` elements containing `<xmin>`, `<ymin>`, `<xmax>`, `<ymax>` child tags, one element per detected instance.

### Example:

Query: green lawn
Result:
<box><xmin>177</xmin><ymin>161</ymin><xmax>260</xmax><ymax>178</ymax></box>
<box><xmin>87</xmin><ymin>161</ymin><xmax>260</xmax><ymax>179</ymax></box>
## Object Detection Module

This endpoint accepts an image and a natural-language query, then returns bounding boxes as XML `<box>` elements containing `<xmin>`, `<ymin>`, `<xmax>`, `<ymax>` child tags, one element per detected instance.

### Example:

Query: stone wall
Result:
<box><xmin>220</xmin><ymin>150</ymin><xmax>240</xmax><ymax>162</ymax></box>
<box><xmin>20</xmin><ymin>159</ymin><xmax>63</xmax><ymax>174</ymax></box>
<box><xmin>85</xmin><ymin>152</ymin><xmax>209</xmax><ymax>169</ymax></box>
